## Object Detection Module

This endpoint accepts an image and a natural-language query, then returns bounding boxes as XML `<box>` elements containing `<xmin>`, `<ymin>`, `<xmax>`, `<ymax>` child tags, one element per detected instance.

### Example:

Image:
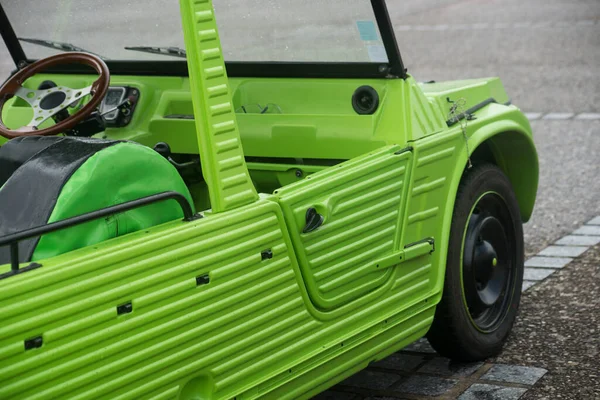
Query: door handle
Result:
<box><xmin>303</xmin><ymin>207</ymin><xmax>324</xmax><ymax>234</ymax></box>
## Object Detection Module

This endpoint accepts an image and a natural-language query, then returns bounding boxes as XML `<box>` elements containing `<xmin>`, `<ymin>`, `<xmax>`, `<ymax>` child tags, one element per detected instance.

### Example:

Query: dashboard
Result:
<box><xmin>98</xmin><ymin>86</ymin><xmax>140</xmax><ymax>127</ymax></box>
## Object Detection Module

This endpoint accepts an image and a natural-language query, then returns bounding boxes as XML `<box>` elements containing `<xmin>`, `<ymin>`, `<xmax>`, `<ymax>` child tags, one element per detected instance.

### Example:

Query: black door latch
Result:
<box><xmin>303</xmin><ymin>207</ymin><xmax>324</xmax><ymax>234</ymax></box>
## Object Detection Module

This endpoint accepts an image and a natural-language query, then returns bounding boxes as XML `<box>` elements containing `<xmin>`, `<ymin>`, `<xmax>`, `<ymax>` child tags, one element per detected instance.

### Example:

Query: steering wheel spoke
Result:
<box><xmin>61</xmin><ymin>85</ymin><xmax>93</xmax><ymax>109</ymax></box>
<box><xmin>26</xmin><ymin>114</ymin><xmax>51</xmax><ymax>128</ymax></box>
<box><xmin>14</xmin><ymin>86</ymin><xmax>44</xmax><ymax>105</ymax></box>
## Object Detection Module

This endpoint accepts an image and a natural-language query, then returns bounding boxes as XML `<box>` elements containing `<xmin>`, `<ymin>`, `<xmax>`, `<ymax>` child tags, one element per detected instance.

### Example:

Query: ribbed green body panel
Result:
<box><xmin>276</xmin><ymin>146</ymin><xmax>412</xmax><ymax>310</ymax></box>
<box><xmin>403</xmin><ymin>133</ymin><xmax>463</xmax><ymax>248</ymax></box>
<box><xmin>0</xmin><ymin>199</ymin><xmax>437</xmax><ymax>399</ymax></box>
<box><xmin>268</xmin><ymin>309</ymin><xmax>433</xmax><ymax>399</ymax></box>
<box><xmin>408</xmin><ymin>79</ymin><xmax>446</xmax><ymax>139</ymax></box>
<box><xmin>179</xmin><ymin>0</ymin><xmax>258</xmax><ymax>212</ymax></box>
<box><xmin>0</xmin><ymin>201</ymin><xmax>303</xmax><ymax>399</ymax></box>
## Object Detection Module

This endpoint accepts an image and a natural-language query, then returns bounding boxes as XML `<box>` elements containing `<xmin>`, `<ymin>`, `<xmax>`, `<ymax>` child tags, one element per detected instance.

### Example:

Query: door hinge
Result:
<box><xmin>372</xmin><ymin>238</ymin><xmax>435</xmax><ymax>271</ymax></box>
<box><xmin>404</xmin><ymin>238</ymin><xmax>435</xmax><ymax>260</ymax></box>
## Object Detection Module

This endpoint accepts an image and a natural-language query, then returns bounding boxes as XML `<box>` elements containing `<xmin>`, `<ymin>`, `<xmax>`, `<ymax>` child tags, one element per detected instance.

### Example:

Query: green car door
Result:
<box><xmin>275</xmin><ymin>145</ymin><xmax>413</xmax><ymax>311</ymax></box>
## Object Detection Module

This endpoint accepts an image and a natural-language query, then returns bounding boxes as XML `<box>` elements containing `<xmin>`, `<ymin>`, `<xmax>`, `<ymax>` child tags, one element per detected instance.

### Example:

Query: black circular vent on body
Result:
<box><xmin>352</xmin><ymin>86</ymin><xmax>379</xmax><ymax>115</ymax></box>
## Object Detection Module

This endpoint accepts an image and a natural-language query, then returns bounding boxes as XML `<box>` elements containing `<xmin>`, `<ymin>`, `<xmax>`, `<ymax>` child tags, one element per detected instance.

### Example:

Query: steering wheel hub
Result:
<box><xmin>39</xmin><ymin>91</ymin><xmax>67</xmax><ymax>110</ymax></box>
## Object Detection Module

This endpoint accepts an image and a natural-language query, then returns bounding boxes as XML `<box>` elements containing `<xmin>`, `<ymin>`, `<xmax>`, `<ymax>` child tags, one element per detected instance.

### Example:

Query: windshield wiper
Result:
<box><xmin>124</xmin><ymin>46</ymin><xmax>187</xmax><ymax>59</ymax></box>
<box><xmin>18</xmin><ymin>37</ymin><xmax>107</xmax><ymax>59</ymax></box>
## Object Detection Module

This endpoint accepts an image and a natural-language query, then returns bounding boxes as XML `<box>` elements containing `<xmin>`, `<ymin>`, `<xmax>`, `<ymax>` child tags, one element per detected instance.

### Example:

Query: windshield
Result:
<box><xmin>3</xmin><ymin>0</ymin><xmax>388</xmax><ymax>64</ymax></box>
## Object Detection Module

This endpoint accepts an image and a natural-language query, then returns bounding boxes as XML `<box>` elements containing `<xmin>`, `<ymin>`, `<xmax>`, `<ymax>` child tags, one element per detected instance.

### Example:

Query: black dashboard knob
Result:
<box><xmin>153</xmin><ymin>142</ymin><xmax>172</xmax><ymax>159</ymax></box>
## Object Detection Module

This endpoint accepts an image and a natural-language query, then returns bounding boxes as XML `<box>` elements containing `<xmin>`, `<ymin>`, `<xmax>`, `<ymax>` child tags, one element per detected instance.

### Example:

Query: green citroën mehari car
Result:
<box><xmin>0</xmin><ymin>0</ymin><xmax>538</xmax><ymax>398</ymax></box>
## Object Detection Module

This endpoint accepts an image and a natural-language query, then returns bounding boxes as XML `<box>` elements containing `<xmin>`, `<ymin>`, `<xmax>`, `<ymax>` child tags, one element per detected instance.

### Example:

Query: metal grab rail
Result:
<box><xmin>0</xmin><ymin>191</ymin><xmax>200</xmax><ymax>278</ymax></box>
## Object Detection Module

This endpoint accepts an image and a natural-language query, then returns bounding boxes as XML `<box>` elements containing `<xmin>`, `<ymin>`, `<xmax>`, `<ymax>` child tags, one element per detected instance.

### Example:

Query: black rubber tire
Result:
<box><xmin>427</xmin><ymin>164</ymin><xmax>524</xmax><ymax>361</ymax></box>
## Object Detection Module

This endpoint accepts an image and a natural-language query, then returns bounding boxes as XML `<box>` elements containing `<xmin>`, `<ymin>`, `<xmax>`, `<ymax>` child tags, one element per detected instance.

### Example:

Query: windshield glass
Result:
<box><xmin>3</xmin><ymin>0</ymin><xmax>388</xmax><ymax>63</ymax></box>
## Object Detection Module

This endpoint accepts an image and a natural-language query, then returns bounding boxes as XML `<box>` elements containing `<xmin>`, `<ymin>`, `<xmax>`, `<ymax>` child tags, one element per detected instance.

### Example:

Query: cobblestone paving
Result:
<box><xmin>313</xmin><ymin>340</ymin><xmax>547</xmax><ymax>400</ymax></box>
<box><xmin>497</xmin><ymin>244</ymin><xmax>600</xmax><ymax>399</ymax></box>
<box><xmin>522</xmin><ymin>217</ymin><xmax>600</xmax><ymax>293</ymax></box>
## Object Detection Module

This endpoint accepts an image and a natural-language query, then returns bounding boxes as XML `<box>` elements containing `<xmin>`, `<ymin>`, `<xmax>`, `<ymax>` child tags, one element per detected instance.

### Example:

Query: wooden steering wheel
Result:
<box><xmin>0</xmin><ymin>52</ymin><xmax>110</xmax><ymax>139</ymax></box>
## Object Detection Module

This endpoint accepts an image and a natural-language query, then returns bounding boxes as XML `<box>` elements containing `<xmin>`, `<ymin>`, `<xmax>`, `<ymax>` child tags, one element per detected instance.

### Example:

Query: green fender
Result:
<box><xmin>467</xmin><ymin>113</ymin><xmax>539</xmax><ymax>222</ymax></box>
<box><xmin>430</xmin><ymin>109</ymin><xmax>538</xmax><ymax>298</ymax></box>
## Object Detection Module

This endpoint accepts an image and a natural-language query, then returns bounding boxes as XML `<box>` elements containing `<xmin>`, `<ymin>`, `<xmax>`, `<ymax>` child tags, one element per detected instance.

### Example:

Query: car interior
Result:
<box><xmin>0</xmin><ymin>0</ymin><xmax>412</xmax><ymax>267</ymax></box>
<box><xmin>1</xmin><ymin>71</ymin><xmax>404</xmax><ymax>208</ymax></box>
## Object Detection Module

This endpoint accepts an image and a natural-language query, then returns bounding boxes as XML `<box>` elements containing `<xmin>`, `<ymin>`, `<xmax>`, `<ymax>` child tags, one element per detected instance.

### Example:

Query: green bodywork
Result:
<box><xmin>0</xmin><ymin>0</ymin><xmax>538</xmax><ymax>398</ymax></box>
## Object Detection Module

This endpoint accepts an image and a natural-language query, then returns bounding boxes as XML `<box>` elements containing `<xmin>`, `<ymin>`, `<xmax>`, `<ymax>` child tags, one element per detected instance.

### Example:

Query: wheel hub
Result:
<box><xmin>462</xmin><ymin>194</ymin><xmax>515</xmax><ymax>332</ymax></box>
<box><xmin>474</xmin><ymin>239</ymin><xmax>498</xmax><ymax>291</ymax></box>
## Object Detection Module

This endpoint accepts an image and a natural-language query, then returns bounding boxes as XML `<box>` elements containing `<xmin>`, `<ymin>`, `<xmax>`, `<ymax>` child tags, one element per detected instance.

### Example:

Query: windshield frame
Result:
<box><xmin>0</xmin><ymin>0</ymin><xmax>406</xmax><ymax>79</ymax></box>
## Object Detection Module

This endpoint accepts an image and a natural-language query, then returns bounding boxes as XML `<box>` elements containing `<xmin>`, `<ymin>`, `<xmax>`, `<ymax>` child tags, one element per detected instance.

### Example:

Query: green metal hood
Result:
<box><xmin>419</xmin><ymin>77</ymin><xmax>511</xmax><ymax>121</ymax></box>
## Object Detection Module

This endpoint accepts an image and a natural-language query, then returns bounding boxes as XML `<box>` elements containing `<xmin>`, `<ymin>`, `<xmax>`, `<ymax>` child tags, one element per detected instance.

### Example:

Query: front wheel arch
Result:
<box><xmin>469</xmin><ymin>129</ymin><xmax>539</xmax><ymax>223</ymax></box>
<box><xmin>427</xmin><ymin>119</ymin><xmax>538</xmax><ymax>313</ymax></box>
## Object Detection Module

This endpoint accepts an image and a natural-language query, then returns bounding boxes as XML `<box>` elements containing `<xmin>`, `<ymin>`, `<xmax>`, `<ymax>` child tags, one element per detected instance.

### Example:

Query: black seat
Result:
<box><xmin>0</xmin><ymin>136</ymin><xmax>62</xmax><ymax>188</ymax></box>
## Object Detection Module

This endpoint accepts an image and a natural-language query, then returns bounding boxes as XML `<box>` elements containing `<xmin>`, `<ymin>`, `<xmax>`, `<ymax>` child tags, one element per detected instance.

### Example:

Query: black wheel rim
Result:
<box><xmin>462</xmin><ymin>192</ymin><xmax>516</xmax><ymax>332</ymax></box>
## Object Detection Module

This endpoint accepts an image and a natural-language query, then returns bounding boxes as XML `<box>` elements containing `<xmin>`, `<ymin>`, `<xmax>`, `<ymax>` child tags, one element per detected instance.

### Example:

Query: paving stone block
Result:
<box><xmin>394</xmin><ymin>375</ymin><xmax>457</xmax><ymax>396</ymax></box>
<box><xmin>481</xmin><ymin>364</ymin><xmax>547</xmax><ymax>385</ymax></box>
<box><xmin>523</xmin><ymin>268</ymin><xmax>556</xmax><ymax>281</ymax></box>
<box><xmin>524</xmin><ymin>112</ymin><xmax>543</xmax><ymax>120</ymax></box>
<box><xmin>458</xmin><ymin>383</ymin><xmax>528</xmax><ymax>400</ymax></box>
<box><xmin>575</xmin><ymin>113</ymin><xmax>600</xmax><ymax>120</ymax></box>
<box><xmin>538</xmin><ymin>245</ymin><xmax>588</xmax><ymax>258</ymax></box>
<box><xmin>402</xmin><ymin>338</ymin><xmax>437</xmax><ymax>354</ymax></box>
<box><xmin>555</xmin><ymin>235</ymin><xmax>600</xmax><ymax>246</ymax></box>
<box><xmin>542</xmin><ymin>112</ymin><xmax>574</xmax><ymax>120</ymax></box>
<box><xmin>524</xmin><ymin>256</ymin><xmax>572</xmax><ymax>269</ymax></box>
<box><xmin>372</xmin><ymin>353</ymin><xmax>425</xmax><ymax>372</ymax></box>
<box><xmin>339</xmin><ymin>369</ymin><xmax>400</xmax><ymax>390</ymax></box>
<box><xmin>418</xmin><ymin>357</ymin><xmax>483</xmax><ymax>377</ymax></box>
<box><xmin>312</xmin><ymin>391</ymin><xmax>358</xmax><ymax>400</ymax></box>
<box><xmin>522</xmin><ymin>280</ymin><xmax>537</xmax><ymax>291</ymax></box>
<box><xmin>586</xmin><ymin>216</ymin><xmax>600</xmax><ymax>225</ymax></box>
<box><xmin>574</xmin><ymin>225</ymin><xmax>600</xmax><ymax>236</ymax></box>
